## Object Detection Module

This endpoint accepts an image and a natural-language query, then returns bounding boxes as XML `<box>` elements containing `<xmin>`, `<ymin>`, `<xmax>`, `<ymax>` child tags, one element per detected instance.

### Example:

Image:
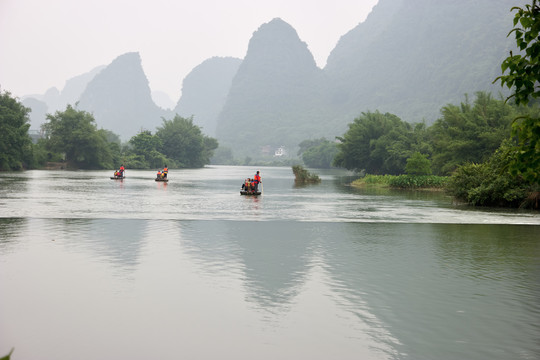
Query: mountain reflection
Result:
<box><xmin>180</xmin><ymin>220</ymin><xmax>315</xmax><ymax>312</ymax></box>
<box><xmin>52</xmin><ymin>218</ymin><xmax>147</xmax><ymax>272</ymax></box>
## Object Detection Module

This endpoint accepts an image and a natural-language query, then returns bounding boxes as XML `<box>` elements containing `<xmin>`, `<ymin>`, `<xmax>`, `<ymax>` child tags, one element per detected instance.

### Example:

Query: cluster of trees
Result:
<box><xmin>297</xmin><ymin>138</ymin><xmax>338</xmax><ymax>169</ymax></box>
<box><xmin>0</xmin><ymin>94</ymin><xmax>218</xmax><ymax>171</ymax></box>
<box><xmin>0</xmin><ymin>91</ymin><xmax>33</xmax><ymax>170</ymax></box>
<box><xmin>124</xmin><ymin>116</ymin><xmax>218</xmax><ymax>169</ymax></box>
<box><xmin>297</xmin><ymin>92</ymin><xmax>521</xmax><ymax>175</ymax></box>
<box><xmin>325</xmin><ymin>91</ymin><xmax>538</xmax><ymax>207</ymax></box>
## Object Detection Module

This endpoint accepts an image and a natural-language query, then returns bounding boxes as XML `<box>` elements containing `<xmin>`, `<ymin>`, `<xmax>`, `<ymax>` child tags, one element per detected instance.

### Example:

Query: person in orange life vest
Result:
<box><xmin>162</xmin><ymin>165</ymin><xmax>168</xmax><ymax>178</ymax></box>
<box><xmin>253</xmin><ymin>171</ymin><xmax>261</xmax><ymax>192</ymax></box>
<box><xmin>119</xmin><ymin>164</ymin><xmax>125</xmax><ymax>176</ymax></box>
<box><xmin>157</xmin><ymin>170</ymin><xmax>162</xmax><ymax>179</ymax></box>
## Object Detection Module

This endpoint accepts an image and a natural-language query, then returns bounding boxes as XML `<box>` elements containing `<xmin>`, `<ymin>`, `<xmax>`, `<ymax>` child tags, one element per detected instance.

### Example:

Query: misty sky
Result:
<box><xmin>0</xmin><ymin>0</ymin><xmax>378</xmax><ymax>103</ymax></box>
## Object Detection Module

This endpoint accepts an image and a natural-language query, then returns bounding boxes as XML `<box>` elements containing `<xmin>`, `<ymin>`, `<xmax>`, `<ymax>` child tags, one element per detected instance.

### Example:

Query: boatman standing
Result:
<box><xmin>253</xmin><ymin>170</ymin><xmax>261</xmax><ymax>192</ymax></box>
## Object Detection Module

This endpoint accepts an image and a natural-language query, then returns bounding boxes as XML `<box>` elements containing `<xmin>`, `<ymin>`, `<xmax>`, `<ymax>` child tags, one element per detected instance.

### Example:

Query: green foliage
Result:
<box><xmin>496</xmin><ymin>1</ymin><xmax>540</xmax><ymax>105</ymax></box>
<box><xmin>353</xmin><ymin>174</ymin><xmax>393</xmax><ymax>186</ymax></box>
<box><xmin>447</xmin><ymin>140</ymin><xmax>534</xmax><ymax>207</ymax></box>
<box><xmin>156</xmin><ymin>115</ymin><xmax>218</xmax><ymax>168</ymax></box>
<box><xmin>297</xmin><ymin>138</ymin><xmax>327</xmax><ymax>156</ymax></box>
<box><xmin>42</xmin><ymin>105</ymin><xmax>115</xmax><ymax>169</ymax></box>
<box><xmin>125</xmin><ymin>130</ymin><xmax>171</xmax><ymax>169</ymax></box>
<box><xmin>299</xmin><ymin>138</ymin><xmax>338</xmax><ymax>168</ymax></box>
<box><xmin>428</xmin><ymin>92</ymin><xmax>515</xmax><ymax>175</ymax></box>
<box><xmin>388</xmin><ymin>175</ymin><xmax>448</xmax><ymax>189</ymax></box>
<box><xmin>292</xmin><ymin>165</ymin><xmax>321</xmax><ymax>184</ymax></box>
<box><xmin>405</xmin><ymin>152</ymin><xmax>432</xmax><ymax>175</ymax></box>
<box><xmin>0</xmin><ymin>348</ymin><xmax>13</xmax><ymax>360</ymax></box>
<box><xmin>352</xmin><ymin>174</ymin><xmax>447</xmax><ymax>189</ymax></box>
<box><xmin>333</xmin><ymin>111</ymin><xmax>422</xmax><ymax>174</ymax></box>
<box><xmin>495</xmin><ymin>1</ymin><xmax>540</xmax><ymax>184</ymax></box>
<box><xmin>0</xmin><ymin>91</ymin><xmax>33</xmax><ymax>170</ymax></box>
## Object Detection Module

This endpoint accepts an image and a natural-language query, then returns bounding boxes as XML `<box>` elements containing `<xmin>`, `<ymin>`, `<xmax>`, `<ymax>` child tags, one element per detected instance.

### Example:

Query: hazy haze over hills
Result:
<box><xmin>214</xmin><ymin>0</ymin><xmax>524</xmax><ymax>157</ymax></box>
<box><xmin>174</xmin><ymin>57</ymin><xmax>242</xmax><ymax>137</ymax></box>
<box><xmin>77</xmin><ymin>52</ymin><xmax>170</xmax><ymax>140</ymax></box>
<box><xmin>19</xmin><ymin>0</ymin><xmax>526</xmax><ymax>159</ymax></box>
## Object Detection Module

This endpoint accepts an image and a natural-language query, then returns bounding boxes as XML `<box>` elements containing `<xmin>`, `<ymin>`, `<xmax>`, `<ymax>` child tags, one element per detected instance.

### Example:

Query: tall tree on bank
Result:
<box><xmin>0</xmin><ymin>91</ymin><xmax>33</xmax><ymax>170</ymax></box>
<box><xmin>42</xmin><ymin>105</ymin><xmax>114</xmax><ymax>169</ymax></box>
<box><xmin>126</xmin><ymin>130</ymin><xmax>170</xmax><ymax>169</ymax></box>
<box><xmin>429</xmin><ymin>92</ymin><xmax>514</xmax><ymax>175</ymax></box>
<box><xmin>495</xmin><ymin>0</ymin><xmax>540</xmax><ymax>184</ymax></box>
<box><xmin>333</xmin><ymin>111</ymin><xmax>418</xmax><ymax>174</ymax></box>
<box><xmin>156</xmin><ymin>115</ymin><xmax>218</xmax><ymax>168</ymax></box>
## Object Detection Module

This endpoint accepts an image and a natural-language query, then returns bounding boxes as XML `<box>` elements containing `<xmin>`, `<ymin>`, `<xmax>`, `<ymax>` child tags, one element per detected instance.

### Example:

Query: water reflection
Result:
<box><xmin>317</xmin><ymin>222</ymin><xmax>540</xmax><ymax>360</ymax></box>
<box><xmin>0</xmin><ymin>218</ymin><xmax>27</xmax><ymax>251</ymax></box>
<box><xmin>1</xmin><ymin>166</ymin><xmax>540</xmax><ymax>360</ymax></box>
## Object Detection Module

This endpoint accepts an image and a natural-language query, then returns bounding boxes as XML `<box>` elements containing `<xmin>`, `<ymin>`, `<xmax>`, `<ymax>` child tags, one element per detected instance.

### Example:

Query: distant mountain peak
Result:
<box><xmin>78</xmin><ymin>51</ymin><xmax>168</xmax><ymax>139</ymax></box>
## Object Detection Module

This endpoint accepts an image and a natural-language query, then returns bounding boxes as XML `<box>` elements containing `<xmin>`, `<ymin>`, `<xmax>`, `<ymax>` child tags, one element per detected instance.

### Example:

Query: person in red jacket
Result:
<box><xmin>253</xmin><ymin>170</ymin><xmax>261</xmax><ymax>192</ymax></box>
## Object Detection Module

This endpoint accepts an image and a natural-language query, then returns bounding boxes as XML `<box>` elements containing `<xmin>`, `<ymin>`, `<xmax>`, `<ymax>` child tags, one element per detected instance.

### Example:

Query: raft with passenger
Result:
<box><xmin>111</xmin><ymin>166</ymin><xmax>125</xmax><ymax>180</ymax></box>
<box><xmin>240</xmin><ymin>174</ymin><xmax>261</xmax><ymax>195</ymax></box>
<box><xmin>155</xmin><ymin>166</ymin><xmax>168</xmax><ymax>182</ymax></box>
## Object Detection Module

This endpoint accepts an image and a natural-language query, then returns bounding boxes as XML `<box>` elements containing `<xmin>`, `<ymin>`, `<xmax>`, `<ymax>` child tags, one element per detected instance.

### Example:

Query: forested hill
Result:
<box><xmin>174</xmin><ymin>57</ymin><xmax>242</xmax><ymax>137</ymax></box>
<box><xmin>324</xmin><ymin>0</ymin><xmax>524</xmax><ymax>126</ymax></box>
<box><xmin>215</xmin><ymin>18</ymin><xmax>326</xmax><ymax>155</ymax></box>
<box><xmin>214</xmin><ymin>0</ymin><xmax>525</xmax><ymax>157</ymax></box>
<box><xmin>77</xmin><ymin>52</ymin><xmax>171</xmax><ymax>140</ymax></box>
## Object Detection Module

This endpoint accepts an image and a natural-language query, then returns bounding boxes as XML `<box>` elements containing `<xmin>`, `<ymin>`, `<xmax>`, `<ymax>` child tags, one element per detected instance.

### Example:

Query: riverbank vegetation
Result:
<box><xmin>0</xmin><ymin>92</ymin><xmax>217</xmax><ymax>170</ymax></box>
<box><xmin>353</xmin><ymin>175</ymin><xmax>449</xmax><ymax>190</ymax></box>
<box><xmin>335</xmin><ymin>91</ymin><xmax>539</xmax><ymax>208</ymax></box>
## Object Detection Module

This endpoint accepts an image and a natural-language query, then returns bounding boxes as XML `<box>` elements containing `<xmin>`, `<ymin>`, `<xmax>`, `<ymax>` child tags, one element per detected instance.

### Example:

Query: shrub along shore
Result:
<box><xmin>352</xmin><ymin>174</ymin><xmax>448</xmax><ymax>190</ymax></box>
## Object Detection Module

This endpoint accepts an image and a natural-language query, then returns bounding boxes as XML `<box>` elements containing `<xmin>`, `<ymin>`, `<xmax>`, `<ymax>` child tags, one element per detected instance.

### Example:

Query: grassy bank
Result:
<box><xmin>352</xmin><ymin>174</ymin><xmax>449</xmax><ymax>190</ymax></box>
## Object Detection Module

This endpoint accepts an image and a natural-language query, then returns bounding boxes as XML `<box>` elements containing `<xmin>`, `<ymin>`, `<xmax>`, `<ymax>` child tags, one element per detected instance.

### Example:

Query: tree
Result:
<box><xmin>42</xmin><ymin>105</ymin><xmax>114</xmax><ymax>169</ymax></box>
<box><xmin>0</xmin><ymin>91</ymin><xmax>33</xmax><ymax>170</ymax></box>
<box><xmin>405</xmin><ymin>152</ymin><xmax>432</xmax><ymax>175</ymax></box>
<box><xmin>495</xmin><ymin>0</ymin><xmax>540</xmax><ymax>184</ymax></box>
<box><xmin>297</xmin><ymin>138</ymin><xmax>327</xmax><ymax>157</ymax></box>
<box><xmin>447</xmin><ymin>140</ymin><xmax>532</xmax><ymax>207</ymax></box>
<box><xmin>125</xmin><ymin>130</ymin><xmax>169</xmax><ymax>168</ymax></box>
<box><xmin>156</xmin><ymin>115</ymin><xmax>218</xmax><ymax>168</ymax></box>
<box><xmin>299</xmin><ymin>138</ymin><xmax>338</xmax><ymax>168</ymax></box>
<box><xmin>428</xmin><ymin>92</ymin><xmax>514</xmax><ymax>175</ymax></box>
<box><xmin>333</xmin><ymin>111</ymin><xmax>415</xmax><ymax>174</ymax></box>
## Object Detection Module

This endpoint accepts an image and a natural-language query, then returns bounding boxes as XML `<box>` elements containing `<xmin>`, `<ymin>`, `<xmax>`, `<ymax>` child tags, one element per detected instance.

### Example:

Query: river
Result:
<box><xmin>0</xmin><ymin>166</ymin><xmax>539</xmax><ymax>360</ymax></box>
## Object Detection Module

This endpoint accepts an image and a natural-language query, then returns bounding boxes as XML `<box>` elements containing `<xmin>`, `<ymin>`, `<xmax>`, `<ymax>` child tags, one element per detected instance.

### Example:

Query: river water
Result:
<box><xmin>0</xmin><ymin>166</ymin><xmax>539</xmax><ymax>360</ymax></box>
